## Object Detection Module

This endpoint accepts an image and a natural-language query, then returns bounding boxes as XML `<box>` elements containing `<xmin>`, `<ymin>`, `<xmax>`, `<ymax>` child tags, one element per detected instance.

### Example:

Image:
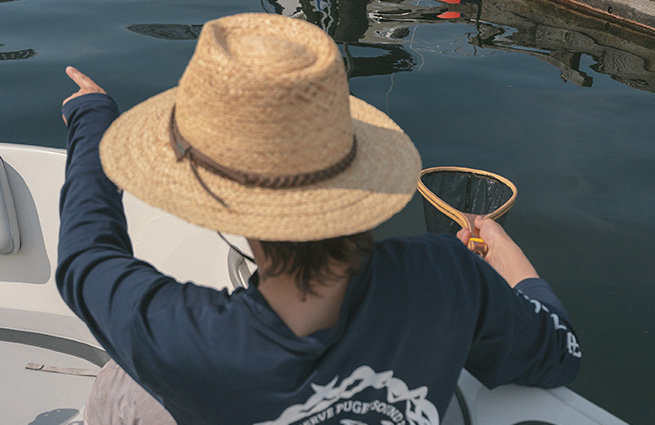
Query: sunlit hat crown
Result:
<box><xmin>175</xmin><ymin>14</ymin><xmax>354</xmax><ymax>177</ymax></box>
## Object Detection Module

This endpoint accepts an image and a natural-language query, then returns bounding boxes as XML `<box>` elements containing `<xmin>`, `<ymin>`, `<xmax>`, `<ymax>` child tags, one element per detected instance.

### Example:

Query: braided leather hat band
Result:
<box><xmin>169</xmin><ymin>107</ymin><xmax>358</xmax><ymax>207</ymax></box>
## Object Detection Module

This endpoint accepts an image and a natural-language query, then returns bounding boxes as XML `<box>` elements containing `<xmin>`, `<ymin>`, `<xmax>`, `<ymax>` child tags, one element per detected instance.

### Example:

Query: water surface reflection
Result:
<box><xmin>126</xmin><ymin>21</ymin><xmax>415</xmax><ymax>78</ymax></box>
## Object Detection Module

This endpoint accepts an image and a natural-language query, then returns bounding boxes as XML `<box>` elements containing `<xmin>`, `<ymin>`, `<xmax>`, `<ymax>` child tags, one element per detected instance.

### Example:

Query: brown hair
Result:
<box><xmin>260</xmin><ymin>232</ymin><xmax>374</xmax><ymax>296</ymax></box>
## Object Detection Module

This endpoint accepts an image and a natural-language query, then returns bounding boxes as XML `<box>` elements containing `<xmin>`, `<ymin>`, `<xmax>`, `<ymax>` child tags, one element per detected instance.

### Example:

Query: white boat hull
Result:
<box><xmin>0</xmin><ymin>143</ymin><xmax>627</xmax><ymax>425</ymax></box>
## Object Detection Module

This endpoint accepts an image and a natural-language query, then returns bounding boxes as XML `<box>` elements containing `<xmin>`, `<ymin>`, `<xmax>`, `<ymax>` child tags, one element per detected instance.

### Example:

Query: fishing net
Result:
<box><xmin>417</xmin><ymin>167</ymin><xmax>517</xmax><ymax>255</ymax></box>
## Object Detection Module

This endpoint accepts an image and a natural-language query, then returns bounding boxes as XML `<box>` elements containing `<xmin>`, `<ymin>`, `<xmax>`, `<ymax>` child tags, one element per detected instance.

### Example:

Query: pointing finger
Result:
<box><xmin>66</xmin><ymin>66</ymin><xmax>99</xmax><ymax>90</ymax></box>
<box><xmin>62</xmin><ymin>66</ymin><xmax>107</xmax><ymax>112</ymax></box>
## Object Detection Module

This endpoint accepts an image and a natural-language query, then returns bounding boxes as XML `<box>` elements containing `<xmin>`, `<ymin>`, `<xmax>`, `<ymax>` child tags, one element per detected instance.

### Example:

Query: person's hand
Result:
<box><xmin>457</xmin><ymin>216</ymin><xmax>539</xmax><ymax>288</ymax></box>
<box><xmin>62</xmin><ymin>66</ymin><xmax>106</xmax><ymax>125</ymax></box>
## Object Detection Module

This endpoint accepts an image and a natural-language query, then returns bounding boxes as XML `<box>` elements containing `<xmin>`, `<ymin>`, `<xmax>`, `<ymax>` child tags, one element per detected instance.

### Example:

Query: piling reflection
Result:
<box><xmin>125</xmin><ymin>0</ymin><xmax>655</xmax><ymax>92</ymax></box>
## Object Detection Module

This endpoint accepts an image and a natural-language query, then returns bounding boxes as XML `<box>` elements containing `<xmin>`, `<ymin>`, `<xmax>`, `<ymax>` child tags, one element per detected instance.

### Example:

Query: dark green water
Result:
<box><xmin>1</xmin><ymin>0</ymin><xmax>654</xmax><ymax>423</ymax></box>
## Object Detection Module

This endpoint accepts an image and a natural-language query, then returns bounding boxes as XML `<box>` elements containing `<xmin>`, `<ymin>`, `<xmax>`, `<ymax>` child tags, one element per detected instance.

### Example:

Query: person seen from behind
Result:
<box><xmin>57</xmin><ymin>13</ymin><xmax>581</xmax><ymax>425</ymax></box>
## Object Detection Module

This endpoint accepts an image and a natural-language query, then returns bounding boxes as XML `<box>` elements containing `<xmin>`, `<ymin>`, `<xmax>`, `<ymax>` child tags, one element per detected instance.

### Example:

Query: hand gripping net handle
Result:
<box><xmin>417</xmin><ymin>166</ymin><xmax>517</xmax><ymax>256</ymax></box>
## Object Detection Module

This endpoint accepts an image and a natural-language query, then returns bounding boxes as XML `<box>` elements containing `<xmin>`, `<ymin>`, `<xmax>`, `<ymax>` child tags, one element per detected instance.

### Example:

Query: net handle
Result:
<box><xmin>468</xmin><ymin>237</ymin><xmax>488</xmax><ymax>257</ymax></box>
<box><xmin>461</xmin><ymin>212</ymin><xmax>488</xmax><ymax>256</ymax></box>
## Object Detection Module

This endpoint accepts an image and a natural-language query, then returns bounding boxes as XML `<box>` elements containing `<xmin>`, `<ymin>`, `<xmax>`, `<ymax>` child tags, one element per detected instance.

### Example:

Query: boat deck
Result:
<box><xmin>1</xmin><ymin>307</ymin><xmax>107</xmax><ymax>425</ymax></box>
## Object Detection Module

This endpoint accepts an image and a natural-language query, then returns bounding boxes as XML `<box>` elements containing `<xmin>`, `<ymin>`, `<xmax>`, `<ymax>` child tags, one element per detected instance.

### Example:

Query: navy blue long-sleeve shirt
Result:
<box><xmin>57</xmin><ymin>94</ymin><xmax>581</xmax><ymax>425</ymax></box>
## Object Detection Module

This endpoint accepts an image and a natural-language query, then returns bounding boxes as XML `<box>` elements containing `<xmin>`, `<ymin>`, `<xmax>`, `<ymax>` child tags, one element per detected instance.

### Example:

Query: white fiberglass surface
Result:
<box><xmin>0</xmin><ymin>143</ymin><xmax>245</xmax><ymax>317</ymax></box>
<box><xmin>1</xmin><ymin>339</ymin><xmax>98</xmax><ymax>425</ymax></box>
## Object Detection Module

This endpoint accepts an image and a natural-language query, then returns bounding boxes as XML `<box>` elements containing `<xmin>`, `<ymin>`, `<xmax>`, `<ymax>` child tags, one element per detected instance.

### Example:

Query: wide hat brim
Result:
<box><xmin>100</xmin><ymin>89</ymin><xmax>420</xmax><ymax>242</ymax></box>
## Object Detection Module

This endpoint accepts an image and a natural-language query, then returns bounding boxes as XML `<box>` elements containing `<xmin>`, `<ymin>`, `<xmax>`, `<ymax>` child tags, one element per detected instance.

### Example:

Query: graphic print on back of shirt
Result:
<box><xmin>256</xmin><ymin>365</ymin><xmax>439</xmax><ymax>425</ymax></box>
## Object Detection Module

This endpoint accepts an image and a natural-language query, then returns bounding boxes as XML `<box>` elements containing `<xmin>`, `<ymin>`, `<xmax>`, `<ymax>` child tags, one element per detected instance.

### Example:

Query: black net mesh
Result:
<box><xmin>420</xmin><ymin>169</ymin><xmax>515</xmax><ymax>234</ymax></box>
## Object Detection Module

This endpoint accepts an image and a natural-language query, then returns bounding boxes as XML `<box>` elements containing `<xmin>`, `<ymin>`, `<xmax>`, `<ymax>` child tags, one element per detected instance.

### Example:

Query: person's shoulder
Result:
<box><xmin>377</xmin><ymin>232</ymin><xmax>466</xmax><ymax>251</ymax></box>
<box><xmin>374</xmin><ymin>233</ymin><xmax>471</xmax><ymax>262</ymax></box>
<box><xmin>369</xmin><ymin>234</ymin><xmax>486</xmax><ymax>297</ymax></box>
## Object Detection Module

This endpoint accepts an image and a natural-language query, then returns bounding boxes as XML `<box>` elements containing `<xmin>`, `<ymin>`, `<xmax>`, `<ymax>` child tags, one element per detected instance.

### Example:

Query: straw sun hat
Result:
<box><xmin>100</xmin><ymin>13</ymin><xmax>421</xmax><ymax>241</ymax></box>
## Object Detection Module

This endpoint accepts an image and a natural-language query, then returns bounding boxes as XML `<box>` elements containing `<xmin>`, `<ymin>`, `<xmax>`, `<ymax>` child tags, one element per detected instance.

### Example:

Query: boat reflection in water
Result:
<box><xmin>127</xmin><ymin>0</ymin><xmax>655</xmax><ymax>91</ymax></box>
<box><xmin>258</xmin><ymin>0</ymin><xmax>655</xmax><ymax>92</ymax></box>
<box><xmin>463</xmin><ymin>0</ymin><xmax>655</xmax><ymax>92</ymax></box>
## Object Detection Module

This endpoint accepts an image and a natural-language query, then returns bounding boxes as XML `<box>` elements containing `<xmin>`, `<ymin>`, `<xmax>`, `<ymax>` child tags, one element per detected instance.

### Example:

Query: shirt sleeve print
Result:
<box><xmin>463</xmin><ymin>257</ymin><xmax>581</xmax><ymax>389</ymax></box>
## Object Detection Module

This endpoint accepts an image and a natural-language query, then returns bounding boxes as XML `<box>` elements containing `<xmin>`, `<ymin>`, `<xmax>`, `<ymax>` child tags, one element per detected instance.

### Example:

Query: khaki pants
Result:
<box><xmin>84</xmin><ymin>360</ymin><xmax>177</xmax><ymax>425</ymax></box>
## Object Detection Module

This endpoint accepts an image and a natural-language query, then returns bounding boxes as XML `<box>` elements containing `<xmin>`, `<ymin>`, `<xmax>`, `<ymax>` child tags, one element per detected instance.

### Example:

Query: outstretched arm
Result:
<box><xmin>455</xmin><ymin>217</ymin><xmax>581</xmax><ymax>387</ymax></box>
